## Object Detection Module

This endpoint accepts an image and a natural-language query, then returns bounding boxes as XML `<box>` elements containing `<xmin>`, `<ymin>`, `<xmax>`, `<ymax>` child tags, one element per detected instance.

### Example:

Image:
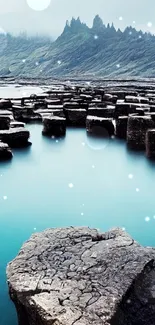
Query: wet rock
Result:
<box><xmin>115</xmin><ymin>102</ymin><xmax>136</xmax><ymax>117</ymax></box>
<box><xmin>42</xmin><ymin>116</ymin><xmax>66</xmax><ymax>137</ymax></box>
<box><xmin>88</xmin><ymin>106</ymin><xmax>115</xmax><ymax>118</ymax></box>
<box><xmin>6</xmin><ymin>227</ymin><xmax>155</xmax><ymax>325</ymax></box>
<box><xmin>127</xmin><ymin>116</ymin><xmax>154</xmax><ymax>150</ymax></box>
<box><xmin>34</xmin><ymin>109</ymin><xmax>65</xmax><ymax>119</ymax></box>
<box><xmin>136</xmin><ymin>108</ymin><xmax>145</xmax><ymax>116</ymax></box>
<box><xmin>45</xmin><ymin>99</ymin><xmax>62</xmax><ymax>106</ymax></box>
<box><xmin>115</xmin><ymin>102</ymin><xmax>150</xmax><ymax>118</ymax></box>
<box><xmin>0</xmin><ymin>142</ymin><xmax>13</xmax><ymax>160</ymax></box>
<box><xmin>0</xmin><ymin>99</ymin><xmax>12</xmax><ymax>110</ymax></box>
<box><xmin>63</xmin><ymin>102</ymin><xmax>80</xmax><ymax>110</ymax></box>
<box><xmin>0</xmin><ymin>128</ymin><xmax>30</xmax><ymax>148</ymax></box>
<box><xmin>10</xmin><ymin>122</ymin><xmax>25</xmax><ymax>128</ymax></box>
<box><xmin>125</xmin><ymin>96</ymin><xmax>149</xmax><ymax>104</ymax></box>
<box><xmin>111</xmin><ymin>91</ymin><xmax>138</xmax><ymax>100</ymax></box>
<box><xmin>86</xmin><ymin>116</ymin><xmax>114</xmax><ymax>136</ymax></box>
<box><xmin>0</xmin><ymin>116</ymin><xmax>10</xmax><ymax>130</ymax></box>
<box><xmin>12</xmin><ymin>106</ymin><xmax>42</xmax><ymax>122</ymax></box>
<box><xmin>146</xmin><ymin>129</ymin><xmax>155</xmax><ymax>158</ymax></box>
<box><xmin>65</xmin><ymin>109</ymin><xmax>87</xmax><ymax>126</ymax></box>
<box><xmin>115</xmin><ymin>116</ymin><xmax>128</xmax><ymax>139</ymax></box>
<box><xmin>0</xmin><ymin>110</ymin><xmax>14</xmax><ymax>121</ymax></box>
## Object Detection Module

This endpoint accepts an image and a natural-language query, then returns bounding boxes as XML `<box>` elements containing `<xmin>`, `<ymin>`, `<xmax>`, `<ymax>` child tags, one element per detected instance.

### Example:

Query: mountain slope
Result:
<box><xmin>0</xmin><ymin>16</ymin><xmax>155</xmax><ymax>78</ymax></box>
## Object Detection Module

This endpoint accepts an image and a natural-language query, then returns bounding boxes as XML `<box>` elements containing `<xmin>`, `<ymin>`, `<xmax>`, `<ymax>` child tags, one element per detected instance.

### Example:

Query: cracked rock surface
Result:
<box><xmin>6</xmin><ymin>227</ymin><xmax>155</xmax><ymax>325</ymax></box>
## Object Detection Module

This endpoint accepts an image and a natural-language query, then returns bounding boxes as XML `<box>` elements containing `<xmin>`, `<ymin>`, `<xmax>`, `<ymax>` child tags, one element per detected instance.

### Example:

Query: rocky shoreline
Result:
<box><xmin>6</xmin><ymin>227</ymin><xmax>155</xmax><ymax>325</ymax></box>
<box><xmin>1</xmin><ymin>80</ymin><xmax>155</xmax><ymax>160</ymax></box>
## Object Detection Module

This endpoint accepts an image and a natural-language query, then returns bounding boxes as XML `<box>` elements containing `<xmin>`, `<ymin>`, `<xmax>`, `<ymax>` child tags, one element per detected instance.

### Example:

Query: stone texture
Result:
<box><xmin>42</xmin><ymin>116</ymin><xmax>66</xmax><ymax>137</ymax></box>
<box><xmin>0</xmin><ymin>141</ymin><xmax>13</xmax><ymax>160</ymax></box>
<box><xmin>0</xmin><ymin>116</ymin><xmax>10</xmax><ymax>130</ymax></box>
<box><xmin>10</xmin><ymin>122</ymin><xmax>25</xmax><ymax>128</ymax></box>
<box><xmin>115</xmin><ymin>116</ymin><xmax>128</xmax><ymax>139</ymax></box>
<box><xmin>65</xmin><ymin>109</ymin><xmax>87</xmax><ymax>126</ymax></box>
<box><xmin>86</xmin><ymin>116</ymin><xmax>114</xmax><ymax>136</ymax></box>
<box><xmin>7</xmin><ymin>227</ymin><xmax>155</xmax><ymax>325</ymax></box>
<box><xmin>127</xmin><ymin>115</ymin><xmax>154</xmax><ymax>150</ymax></box>
<box><xmin>146</xmin><ymin>129</ymin><xmax>155</xmax><ymax>158</ymax></box>
<box><xmin>0</xmin><ymin>128</ymin><xmax>30</xmax><ymax>147</ymax></box>
<box><xmin>88</xmin><ymin>107</ymin><xmax>115</xmax><ymax>118</ymax></box>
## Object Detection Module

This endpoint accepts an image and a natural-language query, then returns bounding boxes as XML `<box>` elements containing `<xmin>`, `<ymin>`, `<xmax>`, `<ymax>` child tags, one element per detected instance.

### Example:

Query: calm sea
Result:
<box><xmin>0</xmin><ymin>86</ymin><xmax>155</xmax><ymax>325</ymax></box>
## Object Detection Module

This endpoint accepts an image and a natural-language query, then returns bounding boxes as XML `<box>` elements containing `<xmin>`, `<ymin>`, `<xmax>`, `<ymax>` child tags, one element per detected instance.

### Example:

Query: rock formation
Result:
<box><xmin>127</xmin><ymin>115</ymin><xmax>154</xmax><ymax>150</ymax></box>
<box><xmin>7</xmin><ymin>227</ymin><xmax>155</xmax><ymax>325</ymax></box>
<box><xmin>0</xmin><ymin>116</ymin><xmax>10</xmax><ymax>130</ymax></box>
<box><xmin>146</xmin><ymin>129</ymin><xmax>155</xmax><ymax>158</ymax></box>
<box><xmin>0</xmin><ymin>128</ymin><xmax>30</xmax><ymax>147</ymax></box>
<box><xmin>42</xmin><ymin>116</ymin><xmax>66</xmax><ymax>136</ymax></box>
<box><xmin>0</xmin><ymin>141</ymin><xmax>13</xmax><ymax>160</ymax></box>
<box><xmin>86</xmin><ymin>116</ymin><xmax>114</xmax><ymax>136</ymax></box>
<box><xmin>115</xmin><ymin>116</ymin><xmax>128</xmax><ymax>139</ymax></box>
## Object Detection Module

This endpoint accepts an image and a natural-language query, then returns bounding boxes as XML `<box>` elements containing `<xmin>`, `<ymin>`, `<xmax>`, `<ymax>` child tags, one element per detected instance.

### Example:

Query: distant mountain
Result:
<box><xmin>0</xmin><ymin>15</ymin><xmax>155</xmax><ymax>78</ymax></box>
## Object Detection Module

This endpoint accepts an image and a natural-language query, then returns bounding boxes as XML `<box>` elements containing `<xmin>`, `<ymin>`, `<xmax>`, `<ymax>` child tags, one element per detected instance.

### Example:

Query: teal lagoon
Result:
<box><xmin>1</xmin><ymin>123</ymin><xmax>155</xmax><ymax>324</ymax></box>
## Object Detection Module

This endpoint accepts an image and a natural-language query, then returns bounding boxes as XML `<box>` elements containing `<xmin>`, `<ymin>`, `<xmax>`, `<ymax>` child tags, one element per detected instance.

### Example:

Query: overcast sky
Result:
<box><xmin>0</xmin><ymin>0</ymin><xmax>154</xmax><ymax>37</ymax></box>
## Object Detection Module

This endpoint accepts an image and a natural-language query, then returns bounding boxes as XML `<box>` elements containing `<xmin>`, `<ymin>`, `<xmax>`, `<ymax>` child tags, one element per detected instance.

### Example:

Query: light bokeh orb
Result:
<box><xmin>27</xmin><ymin>0</ymin><xmax>51</xmax><ymax>11</ymax></box>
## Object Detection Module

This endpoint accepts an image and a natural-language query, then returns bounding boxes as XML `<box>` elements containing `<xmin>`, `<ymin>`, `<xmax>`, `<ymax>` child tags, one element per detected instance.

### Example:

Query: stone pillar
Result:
<box><xmin>115</xmin><ymin>116</ymin><xmax>128</xmax><ymax>139</ymax></box>
<box><xmin>42</xmin><ymin>116</ymin><xmax>66</xmax><ymax>137</ymax></box>
<box><xmin>127</xmin><ymin>116</ymin><xmax>154</xmax><ymax>150</ymax></box>
<box><xmin>146</xmin><ymin>129</ymin><xmax>155</xmax><ymax>158</ymax></box>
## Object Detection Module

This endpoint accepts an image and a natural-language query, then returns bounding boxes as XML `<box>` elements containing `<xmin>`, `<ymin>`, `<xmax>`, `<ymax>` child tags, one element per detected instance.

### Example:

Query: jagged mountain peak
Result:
<box><xmin>0</xmin><ymin>15</ymin><xmax>155</xmax><ymax>78</ymax></box>
<box><xmin>92</xmin><ymin>15</ymin><xmax>105</xmax><ymax>30</ymax></box>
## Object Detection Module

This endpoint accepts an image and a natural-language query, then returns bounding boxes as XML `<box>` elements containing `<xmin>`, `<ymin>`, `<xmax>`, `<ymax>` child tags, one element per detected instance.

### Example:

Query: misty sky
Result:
<box><xmin>0</xmin><ymin>0</ymin><xmax>154</xmax><ymax>37</ymax></box>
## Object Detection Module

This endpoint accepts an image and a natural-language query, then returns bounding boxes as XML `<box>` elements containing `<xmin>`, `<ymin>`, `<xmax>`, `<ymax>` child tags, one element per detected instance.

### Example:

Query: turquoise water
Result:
<box><xmin>1</xmin><ymin>123</ymin><xmax>155</xmax><ymax>324</ymax></box>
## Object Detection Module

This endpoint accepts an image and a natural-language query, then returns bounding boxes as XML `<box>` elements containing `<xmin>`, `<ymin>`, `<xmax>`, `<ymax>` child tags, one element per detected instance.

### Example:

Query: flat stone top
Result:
<box><xmin>88</xmin><ymin>107</ymin><xmax>114</xmax><ymax>110</ymax></box>
<box><xmin>43</xmin><ymin>116</ymin><xmax>66</xmax><ymax>121</ymax></box>
<box><xmin>34</xmin><ymin>109</ymin><xmax>63</xmax><ymax>114</ymax></box>
<box><xmin>7</xmin><ymin>227</ymin><xmax>155</xmax><ymax>325</ymax></box>
<box><xmin>87</xmin><ymin>115</ymin><xmax>112</xmax><ymax>121</ymax></box>
<box><xmin>47</xmin><ymin>105</ymin><xmax>63</xmax><ymax>109</ymax></box>
<box><xmin>0</xmin><ymin>127</ymin><xmax>29</xmax><ymax>135</ymax></box>
<box><xmin>66</xmin><ymin>109</ymin><xmax>86</xmax><ymax>112</ymax></box>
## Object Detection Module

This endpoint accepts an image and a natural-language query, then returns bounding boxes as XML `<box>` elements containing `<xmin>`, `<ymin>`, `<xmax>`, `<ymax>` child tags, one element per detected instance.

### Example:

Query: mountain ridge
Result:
<box><xmin>0</xmin><ymin>15</ymin><xmax>155</xmax><ymax>78</ymax></box>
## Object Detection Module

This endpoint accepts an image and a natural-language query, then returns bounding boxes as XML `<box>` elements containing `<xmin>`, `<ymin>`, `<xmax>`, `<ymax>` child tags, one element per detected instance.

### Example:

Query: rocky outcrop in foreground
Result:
<box><xmin>0</xmin><ymin>128</ymin><xmax>30</xmax><ymax>147</ymax></box>
<box><xmin>7</xmin><ymin>227</ymin><xmax>155</xmax><ymax>325</ymax></box>
<box><xmin>0</xmin><ymin>142</ymin><xmax>13</xmax><ymax>160</ymax></box>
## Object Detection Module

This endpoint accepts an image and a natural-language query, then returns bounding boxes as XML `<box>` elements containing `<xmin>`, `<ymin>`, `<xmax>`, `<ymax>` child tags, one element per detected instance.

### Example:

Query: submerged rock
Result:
<box><xmin>0</xmin><ymin>128</ymin><xmax>30</xmax><ymax>147</ymax></box>
<box><xmin>0</xmin><ymin>142</ymin><xmax>13</xmax><ymax>160</ymax></box>
<box><xmin>7</xmin><ymin>227</ymin><xmax>155</xmax><ymax>325</ymax></box>
<box><xmin>42</xmin><ymin>116</ymin><xmax>66</xmax><ymax>136</ymax></box>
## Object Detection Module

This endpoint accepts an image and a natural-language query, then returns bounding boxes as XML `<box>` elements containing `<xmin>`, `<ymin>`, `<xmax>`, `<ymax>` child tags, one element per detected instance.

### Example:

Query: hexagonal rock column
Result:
<box><xmin>0</xmin><ymin>142</ymin><xmax>13</xmax><ymax>160</ymax></box>
<box><xmin>127</xmin><ymin>116</ymin><xmax>154</xmax><ymax>150</ymax></box>
<box><xmin>115</xmin><ymin>116</ymin><xmax>128</xmax><ymax>139</ymax></box>
<box><xmin>86</xmin><ymin>115</ymin><xmax>114</xmax><ymax>136</ymax></box>
<box><xmin>7</xmin><ymin>227</ymin><xmax>155</xmax><ymax>325</ymax></box>
<box><xmin>115</xmin><ymin>103</ymin><xmax>136</xmax><ymax>118</ymax></box>
<box><xmin>0</xmin><ymin>128</ymin><xmax>30</xmax><ymax>148</ymax></box>
<box><xmin>0</xmin><ymin>116</ymin><xmax>10</xmax><ymax>130</ymax></box>
<box><xmin>65</xmin><ymin>109</ymin><xmax>87</xmax><ymax>127</ymax></box>
<box><xmin>42</xmin><ymin>116</ymin><xmax>66</xmax><ymax>137</ymax></box>
<box><xmin>88</xmin><ymin>106</ymin><xmax>115</xmax><ymax>118</ymax></box>
<box><xmin>146</xmin><ymin>129</ymin><xmax>155</xmax><ymax>158</ymax></box>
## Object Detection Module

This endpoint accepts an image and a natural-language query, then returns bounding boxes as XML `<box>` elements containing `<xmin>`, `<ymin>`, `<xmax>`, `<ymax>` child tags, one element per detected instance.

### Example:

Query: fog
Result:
<box><xmin>0</xmin><ymin>0</ymin><xmax>154</xmax><ymax>37</ymax></box>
